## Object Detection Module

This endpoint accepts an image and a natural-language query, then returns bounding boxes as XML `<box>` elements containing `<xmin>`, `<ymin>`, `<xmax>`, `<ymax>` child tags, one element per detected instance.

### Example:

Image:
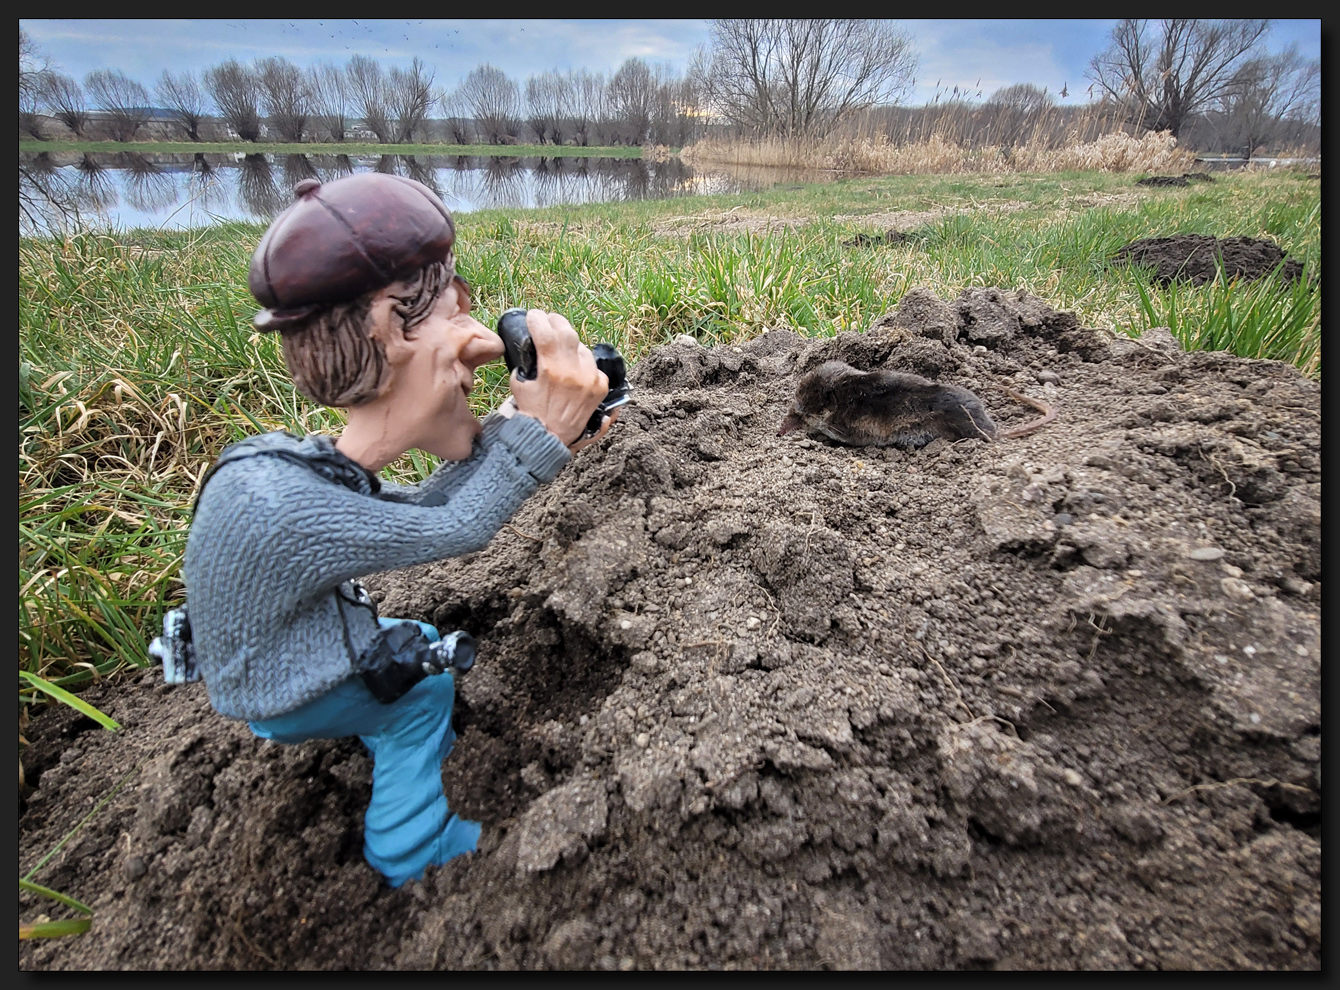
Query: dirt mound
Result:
<box><xmin>1135</xmin><ymin>174</ymin><xmax>1214</xmax><ymax>187</ymax></box>
<box><xmin>20</xmin><ymin>286</ymin><xmax>1321</xmax><ymax>971</ymax></box>
<box><xmin>841</xmin><ymin>230</ymin><xmax>911</xmax><ymax>248</ymax></box>
<box><xmin>1112</xmin><ymin>234</ymin><xmax>1305</xmax><ymax>286</ymax></box>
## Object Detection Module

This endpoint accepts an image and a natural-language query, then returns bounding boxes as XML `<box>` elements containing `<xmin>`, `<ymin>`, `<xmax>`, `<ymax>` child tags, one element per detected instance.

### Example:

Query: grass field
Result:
<box><xmin>18</xmin><ymin>167</ymin><xmax>1321</xmax><ymax>708</ymax></box>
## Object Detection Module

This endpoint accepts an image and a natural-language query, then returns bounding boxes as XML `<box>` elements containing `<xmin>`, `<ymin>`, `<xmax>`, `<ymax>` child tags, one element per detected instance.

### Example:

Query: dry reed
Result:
<box><xmin>683</xmin><ymin>129</ymin><xmax>1197</xmax><ymax>176</ymax></box>
<box><xmin>683</xmin><ymin>94</ymin><xmax>1208</xmax><ymax>176</ymax></box>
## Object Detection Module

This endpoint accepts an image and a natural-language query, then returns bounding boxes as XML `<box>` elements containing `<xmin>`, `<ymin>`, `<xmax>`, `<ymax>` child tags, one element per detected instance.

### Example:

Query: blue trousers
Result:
<box><xmin>248</xmin><ymin>619</ymin><xmax>480</xmax><ymax>887</ymax></box>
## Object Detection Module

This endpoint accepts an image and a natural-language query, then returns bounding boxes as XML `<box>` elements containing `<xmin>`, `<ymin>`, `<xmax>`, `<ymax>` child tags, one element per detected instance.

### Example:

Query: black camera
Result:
<box><xmin>357</xmin><ymin>622</ymin><xmax>476</xmax><ymax>705</ymax></box>
<box><xmin>497</xmin><ymin>308</ymin><xmax>632</xmax><ymax>441</ymax></box>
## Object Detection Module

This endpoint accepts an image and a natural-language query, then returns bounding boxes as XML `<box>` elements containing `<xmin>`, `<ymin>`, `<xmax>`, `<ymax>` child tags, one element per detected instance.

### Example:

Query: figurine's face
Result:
<box><xmin>376</xmin><ymin>278</ymin><xmax>505</xmax><ymax>460</ymax></box>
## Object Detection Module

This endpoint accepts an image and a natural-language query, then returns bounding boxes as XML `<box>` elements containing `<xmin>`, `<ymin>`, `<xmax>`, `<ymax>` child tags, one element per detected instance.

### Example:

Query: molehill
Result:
<box><xmin>21</xmin><ymin>285</ymin><xmax>1320</xmax><ymax>971</ymax></box>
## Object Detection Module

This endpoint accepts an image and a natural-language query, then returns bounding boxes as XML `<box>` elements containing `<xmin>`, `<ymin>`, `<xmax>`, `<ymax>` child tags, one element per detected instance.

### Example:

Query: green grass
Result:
<box><xmin>19</xmin><ymin>168</ymin><xmax>1321</xmax><ymax>708</ymax></box>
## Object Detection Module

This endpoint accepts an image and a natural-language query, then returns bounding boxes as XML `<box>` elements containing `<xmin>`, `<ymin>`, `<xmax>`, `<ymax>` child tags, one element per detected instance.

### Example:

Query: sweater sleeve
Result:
<box><xmin>204</xmin><ymin>413</ymin><xmax>569</xmax><ymax>601</ymax></box>
<box><xmin>377</xmin><ymin>409</ymin><xmax>569</xmax><ymax>506</ymax></box>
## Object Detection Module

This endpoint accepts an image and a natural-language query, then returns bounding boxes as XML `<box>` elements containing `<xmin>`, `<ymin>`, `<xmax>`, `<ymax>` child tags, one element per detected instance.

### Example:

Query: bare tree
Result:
<box><xmin>456</xmin><ymin>64</ymin><xmax>520</xmax><ymax>144</ymax></box>
<box><xmin>647</xmin><ymin>63</ymin><xmax>702</xmax><ymax>147</ymax></box>
<box><xmin>1087</xmin><ymin>19</ymin><xmax>1269</xmax><ymax>137</ymax></box>
<box><xmin>156</xmin><ymin>70</ymin><xmax>208</xmax><ymax>142</ymax></box>
<box><xmin>982</xmin><ymin>83</ymin><xmax>1054</xmax><ymax>149</ymax></box>
<box><xmin>606</xmin><ymin>58</ymin><xmax>658</xmax><ymax>144</ymax></box>
<box><xmin>525</xmin><ymin>69</ymin><xmax>568</xmax><ymax>144</ymax></box>
<box><xmin>40</xmin><ymin>73</ymin><xmax>91</xmax><ymax>139</ymax></box>
<box><xmin>85</xmin><ymin>69</ymin><xmax>152</xmax><ymax>141</ymax></box>
<box><xmin>387</xmin><ymin>57</ymin><xmax>436</xmax><ymax>143</ymax></box>
<box><xmin>1221</xmin><ymin>44</ymin><xmax>1320</xmax><ymax>156</ymax></box>
<box><xmin>569</xmin><ymin>69</ymin><xmax>605</xmax><ymax>147</ymax></box>
<box><xmin>347</xmin><ymin>55</ymin><xmax>393</xmax><ymax>142</ymax></box>
<box><xmin>307</xmin><ymin>62</ymin><xmax>351</xmax><ymax>142</ymax></box>
<box><xmin>437</xmin><ymin>87</ymin><xmax>474</xmax><ymax>144</ymax></box>
<box><xmin>698</xmin><ymin>19</ymin><xmax>918</xmax><ymax>138</ymax></box>
<box><xmin>205</xmin><ymin>59</ymin><xmax>263</xmax><ymax>141</ymax></box>
<box><xmin>20</xmin><ymin>29</ymin><xmax>54</xmax><ymax>139</ymax></box>
<box><xmin>19</xmin><ymin>94</ymin><xmax>45</xmax><ymax>140</ymax></box>
<box><xmin>257</xmin><ymin>56</ymin><xmax>310</xmax><ymax>142</ymax></box>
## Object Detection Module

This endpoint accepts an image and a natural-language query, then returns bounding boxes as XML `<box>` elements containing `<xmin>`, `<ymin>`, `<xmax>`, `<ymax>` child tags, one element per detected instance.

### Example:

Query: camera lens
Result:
<box><xmin>439</xmin><ymin>630</ymin><xmax>476</xmax><ymax>673</ymax></box>
<box><xmin>497</xmin><ymin>309</ymin><xmax>537</xmax><ymax>381</ymax></box>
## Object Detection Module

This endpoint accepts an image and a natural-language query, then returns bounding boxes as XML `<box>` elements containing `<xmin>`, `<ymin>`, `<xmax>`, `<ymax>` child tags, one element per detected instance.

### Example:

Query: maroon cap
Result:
<box><xmin>249</xmin><ymin>173</ymin><xmax>455</xmax><ymax>330</ymax></box>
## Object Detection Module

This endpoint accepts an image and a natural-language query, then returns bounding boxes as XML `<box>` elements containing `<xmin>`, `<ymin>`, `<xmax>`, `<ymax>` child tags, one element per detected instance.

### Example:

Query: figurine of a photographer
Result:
<box><xmin>152</xmin><ymin>173</ymin><xmax>618</xmax><ymax>887</ymax></box>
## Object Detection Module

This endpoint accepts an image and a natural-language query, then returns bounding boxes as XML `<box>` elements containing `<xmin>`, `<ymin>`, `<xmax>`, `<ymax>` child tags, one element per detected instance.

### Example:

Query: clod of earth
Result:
<box><xmin>1135</xmin><ymin>173</ymin><xmax>1215</xmax><ymax>187</ymax></box>
<box><xmin>841</xmin><ymin>230</ymin><xmax>911</xmax><ymax>249</ymax></box>
<box><xmin>1111</xmin><ymin>234</ymin><xmax>1305</xmax><ymax>286</ymax></box>
<box><xmin>20</xmin><ymin>286</ymin><xmax>1320</xmax><ymax>971</ymax></box>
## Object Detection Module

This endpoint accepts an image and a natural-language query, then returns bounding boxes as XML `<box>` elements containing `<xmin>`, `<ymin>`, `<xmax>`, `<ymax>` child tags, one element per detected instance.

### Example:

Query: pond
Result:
<box><xmin>18</xmin><ymin>151</ymin><xmax>795</xmax><ymax>236</ymax></box>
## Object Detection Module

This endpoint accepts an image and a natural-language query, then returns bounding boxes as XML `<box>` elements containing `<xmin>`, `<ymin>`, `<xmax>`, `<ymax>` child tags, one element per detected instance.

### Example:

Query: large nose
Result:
<box><xmin>463</xmin><ymin>322</ymin><xmax>505</xmax><ymax>367</ymax></box>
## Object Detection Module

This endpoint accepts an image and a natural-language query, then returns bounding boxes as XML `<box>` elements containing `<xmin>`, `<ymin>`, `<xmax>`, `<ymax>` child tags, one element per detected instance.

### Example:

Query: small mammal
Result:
<box><xmin>778</xmin><ymin>360</ymin><xmax>1055</xmax><ymax>449</ymax></box>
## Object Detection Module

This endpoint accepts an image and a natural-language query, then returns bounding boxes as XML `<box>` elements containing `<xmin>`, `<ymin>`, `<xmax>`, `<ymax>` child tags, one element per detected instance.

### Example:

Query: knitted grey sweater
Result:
<box><xmin>182</xmin><ymin>411</ymin><xmax>570</xmax><ymax>721</ymax></box>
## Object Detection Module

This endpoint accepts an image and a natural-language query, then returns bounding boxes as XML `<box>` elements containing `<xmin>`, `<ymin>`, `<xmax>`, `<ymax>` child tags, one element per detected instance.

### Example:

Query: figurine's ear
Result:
<box><xmin>367</xmin><ymin>285</ymin><xmax>417</xmax><ymax>367</ymax></box>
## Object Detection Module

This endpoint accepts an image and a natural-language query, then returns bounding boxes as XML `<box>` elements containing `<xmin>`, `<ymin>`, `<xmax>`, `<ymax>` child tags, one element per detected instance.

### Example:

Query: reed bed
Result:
<box><xmin>19</xmin><ymin>169</ymin><xmax>1320</xmax><ymax>709</ymax></box>
<box><xmin>683</xmin><ymin>129</ymin><xmax>1198</xmax><ymax>176</ymax></box>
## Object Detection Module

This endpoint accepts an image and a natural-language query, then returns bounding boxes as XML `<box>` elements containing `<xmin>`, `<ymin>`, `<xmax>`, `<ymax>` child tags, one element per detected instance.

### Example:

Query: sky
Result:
<box><xmin>20</xmin><ymin>18</ymin><xmax>1323</xmax><ymax>109</ymax></box>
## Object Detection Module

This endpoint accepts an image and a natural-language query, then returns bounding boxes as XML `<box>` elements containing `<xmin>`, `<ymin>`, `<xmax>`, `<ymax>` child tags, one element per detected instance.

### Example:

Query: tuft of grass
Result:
<box><xmin>19</xmin><ymin>880</ymin><xmax>92</xmax><ymax>940</ymax></box>
<box><xmin>20</xmin><ymin>758</ymin><xmax>145</xmax><ymax>940</ymax></box>
<box><xmin>1131</xmin><ymin>259</ymin><xmax>1320</xmax><ymax>375</ymax></box>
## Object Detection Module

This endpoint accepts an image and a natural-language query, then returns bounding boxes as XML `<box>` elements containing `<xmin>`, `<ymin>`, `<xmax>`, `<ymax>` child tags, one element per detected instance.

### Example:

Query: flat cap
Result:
<box><xmin>249</xmin><ymin>173</ymin><xmax>455</xmax><ymax>330</ymax></box>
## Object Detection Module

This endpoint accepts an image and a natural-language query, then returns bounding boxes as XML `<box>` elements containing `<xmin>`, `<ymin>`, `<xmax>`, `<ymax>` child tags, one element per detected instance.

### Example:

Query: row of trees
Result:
<box><xmin>19</xmin><ymin>19</ymin><xmax>1320</xmax><ymax>155</ymax></box>
<box><xmin>20</xmin><ymin>36</ymin><xmax>705</xmax><ymax>148</ymax></box>
<box><xmin>451</xmin><ymin>59</ymin><xmax>701</xmax><ymax>147</ymax></box>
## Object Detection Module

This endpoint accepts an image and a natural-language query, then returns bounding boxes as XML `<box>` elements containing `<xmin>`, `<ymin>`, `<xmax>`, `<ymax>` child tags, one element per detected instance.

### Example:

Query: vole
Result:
<box><xmin>777</xmin><ymin>360</ymin><xmax>1055</xmax><ymax>449</ymax></box>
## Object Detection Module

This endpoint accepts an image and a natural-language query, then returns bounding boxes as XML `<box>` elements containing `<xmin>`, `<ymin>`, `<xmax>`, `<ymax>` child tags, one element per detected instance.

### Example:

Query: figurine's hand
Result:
<box><xmin>508</xmin><ymin>310</ymin><xmax>608</xmax><ymax>446</ymax></box>
<box><xmin>568</xmin><ymin>407</ymin><xmax>621</xmax><ymax>453</ymax></box>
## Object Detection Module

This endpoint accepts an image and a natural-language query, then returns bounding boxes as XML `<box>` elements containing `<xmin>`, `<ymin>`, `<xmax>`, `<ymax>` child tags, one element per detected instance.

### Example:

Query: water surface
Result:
<box><xmin>19</xmin><ymin>151</ymin><xmax>792</xmax><ymax>235</ymax></box>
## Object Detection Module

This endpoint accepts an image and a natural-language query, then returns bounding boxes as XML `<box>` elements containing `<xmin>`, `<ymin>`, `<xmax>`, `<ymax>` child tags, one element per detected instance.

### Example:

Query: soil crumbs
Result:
<box><xmin>20</xmin><ymin>286</ymin><xmax>1320</xmax><ymax>971</ymax></box>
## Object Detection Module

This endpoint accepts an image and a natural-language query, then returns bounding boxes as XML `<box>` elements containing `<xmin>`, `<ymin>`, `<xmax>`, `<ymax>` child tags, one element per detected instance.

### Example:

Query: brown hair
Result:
<box><xmin>278</xmin><ymin>259</ymin><xmax>454</xmax><ymax>408</ymax></box>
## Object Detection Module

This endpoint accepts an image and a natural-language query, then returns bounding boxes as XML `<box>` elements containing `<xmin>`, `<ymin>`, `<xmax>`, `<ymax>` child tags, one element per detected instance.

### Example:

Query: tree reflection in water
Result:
<box><xmin>531</xmin><ymin>157</ymin><xmax>566</xmax><ymax>208</ymax></box>
<box><xmin>445</xmin><ymin>156</ymin><xmax>482</xmax><ymax>212</ymax></box>
<box><xmin>373</xmin><ymin>155</ymin><xmax>444</xmax><ymax>200</ymax></box>
<box><xmin>238</xmin><ymin>154</ymin><xmax>286</xmax><ymax>219</ymax></box>
<box><xmin>189</xmin><ymin>154</ymin><xmax>230</xmax><ymax>213</ymax></box>
<box><xmin>74</xmin><ymin>153</ymin><xmax>119</xmax><ymax>215</ymax></box>
<box><xmin>313</xmin><ymin>154</ymin><xmax>356</xmax><ymax>185</ymax></box>
<box><xmin>280</xmin><ymin>153</ymin><xmax>320</xmax><ymax>194</ymax></box>
<box><xmin>20</xmin><ymin>153</ymin><xmax>81</xmax><ymax>234</ymax></box>
<box><xmin>122</xmin><ymin>154</ymin><xmax>177</xmax><ymax>214</ymax></box>
<box><xmin>18</xmin><ymin>150</ymin><xmax>752</xmax><ymax>235</ymax></box>
<box><xmin>403</xmin><ymin>157</ymin><xmax>441</xmax><ymax>197</ymax></box>
<box><xmin>481</xmin><ymin>156</ymin><xmax>528</xmax><ymax>210</ymax></box>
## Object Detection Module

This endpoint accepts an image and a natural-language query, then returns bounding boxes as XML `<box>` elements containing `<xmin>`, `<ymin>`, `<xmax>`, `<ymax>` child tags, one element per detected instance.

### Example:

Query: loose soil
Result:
<box><xmin>20</xmin><ymin>286</ymin><xmax>1320</xmax><ymax>971</ymax></box>
<box><xmin>1135</xmin><ymin>174</ymin><xmax>1215</xmax><ymax>188</ymax></box>
<box><xmin>1112</xmin><ymin>234</ymin><xmax>1306</xmax><ymax>286</ymax></box>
